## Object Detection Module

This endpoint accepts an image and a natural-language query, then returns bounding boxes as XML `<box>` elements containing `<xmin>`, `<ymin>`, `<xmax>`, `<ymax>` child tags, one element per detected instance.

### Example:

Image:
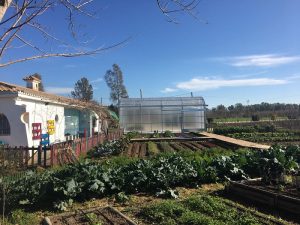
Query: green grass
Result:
<box><xmin>214</xmin><ymin>116</ymin><xmax>289</xmax><ymax>123</ymax></box>
<box><xmin>147</xmin><ymin>141</ymin><xmax>159</xmax><ymax>156</ymax></box>
<box><xmin>228</xmin><ymin>132</ymin><xmax>300</xmax><ymax>143</ymax></box>
<box><xmin>214</xmin><ymin>117</ymin><xmax>252</xmax><ymax>123</ymax></box>
<box><xmin>1</xmin><ymin>209</ymin><xmax>40</xmax><ymax>225</ymax></box>
<box><xmin>159</xmin><ymin>142</ymin><xmax>175</xmax><ymax>153</ymax></box>
<box><xmin>138</xmin><ymin>194</ymin><xmax>274</xmax><ymax>225</ymax></box>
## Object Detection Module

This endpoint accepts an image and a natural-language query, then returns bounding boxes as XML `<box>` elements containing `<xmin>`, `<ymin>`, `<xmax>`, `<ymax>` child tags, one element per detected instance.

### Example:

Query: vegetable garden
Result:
<box><xmin>213</xmin><ymin>125</ymin><xmax>300</xmax><ymax>144</ymax></box>
<box><xmin>1</xmin><ymin>132</ymin><xmax>300</xmax><ymax>224</ymax></box>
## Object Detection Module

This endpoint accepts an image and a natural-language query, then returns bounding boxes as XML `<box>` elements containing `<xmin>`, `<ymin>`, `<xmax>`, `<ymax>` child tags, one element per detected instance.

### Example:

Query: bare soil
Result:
<box><xmin>48</xmin><ymin>206</ymin><xmax>135</xmax><ymax>225</ymax></box>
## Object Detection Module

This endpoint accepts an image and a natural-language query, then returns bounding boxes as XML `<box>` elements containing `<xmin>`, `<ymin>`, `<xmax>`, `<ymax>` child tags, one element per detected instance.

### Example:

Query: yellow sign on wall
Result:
<box><xmin>47</xmin><ymin>120</ymin><xmax>55</xmax><ymax>135</ymax></box>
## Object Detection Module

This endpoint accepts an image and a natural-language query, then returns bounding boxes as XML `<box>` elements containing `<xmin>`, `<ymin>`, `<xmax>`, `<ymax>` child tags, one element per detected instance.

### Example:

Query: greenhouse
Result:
<box><xmin>119</xmin><ymin>97</ymin><xmax>206</xmax><ymax>133</ymax></box>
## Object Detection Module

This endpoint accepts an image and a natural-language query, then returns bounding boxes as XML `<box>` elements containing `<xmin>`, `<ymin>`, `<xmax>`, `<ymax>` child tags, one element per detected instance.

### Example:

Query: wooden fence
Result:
<box><xmin>0</xmin><ymin>129</ymin><xmax>123</xmax><ymax>170</ymax></box>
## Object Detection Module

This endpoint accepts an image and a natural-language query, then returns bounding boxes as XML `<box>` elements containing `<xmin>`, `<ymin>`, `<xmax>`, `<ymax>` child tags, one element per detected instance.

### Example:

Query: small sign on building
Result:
<box><xmin>47</xmin><ymin>120</ymin><xmax>55</xmax><ymax>135</ymax></box>
<box><xmin>32</xmin><ymin>123</ymin><xmax>42</xmax><ymax>140</ymax></box>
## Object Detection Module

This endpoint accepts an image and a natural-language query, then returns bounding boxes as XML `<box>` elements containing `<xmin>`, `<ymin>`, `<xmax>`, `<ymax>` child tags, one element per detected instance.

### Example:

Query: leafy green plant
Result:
<box><xmin>210</xmin><ymin>156</ymin><xmax>248</xmax><ymax>181</ymax></box>
<box><xmin>139</xmin><ymin>194</ymin><xmax>260</xmax><ymax>225</ymax></box>
<box><xmin>125</xmin><ymin>131</ymin><xmax>140</xmax><ymax>139</ymax></box>
<box><xmin>258</xmin><ymin>146</ymin><xmax>299</xmax><ymax>184</ymax></box>
<box><xmin>147</xmin><ymin>141</ymin><xmax>159</xmax><ymax>156</ymax></box>
<box><xmin>10</xmin><ymin>209</ymin><xmax>39</xmax><ymax>225</ymax></box>
<box><xmin>3</xmin><ymin>145</ymin><xmax>299</xmax><ymax>212</ymax></box>
<box><xmin>163</xmin><ymin>130</ymin><xmax>174</xmax><ymax>137</ymax></box>
<box><xmin>115</xmin><ymin>192</ymin><xmax>130</xmax><ymax>204</ymax></box>
<box><xmin>85</xmin><ymin>213</ymin><xmax>103</xmax><ymax>225</ymax></box>
<box><xmin>87</xmin><ymin>137</ymin><xmax>130</xmax><ymax>158</ymax></box>
<box><xmin>151</xmin><ymin>130</ymin><xmax>160</xmax><ymax>138</ymax></box>
<box><xmin>156</xmin><ymin>189</ymin><xmax>179</xmax><ymax>199</ymax></box>
<box><xmin>159</xmin><ymin>142</ymin><xmax>174</xmax><ymax>153</ymax></box>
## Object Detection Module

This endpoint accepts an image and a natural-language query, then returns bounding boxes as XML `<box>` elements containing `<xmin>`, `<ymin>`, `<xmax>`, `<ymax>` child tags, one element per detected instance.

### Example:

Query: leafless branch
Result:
<box><xmin>15</xmin><ymin>34</ymin><xmax>46</xmax><ymax>54</ymax></box>
<box><xmin>0</xmin><ymin>0</ymin><xmax>202</xmax><ymax>68</ymax></box>
<box><xmin>0</xmin><ymin>37</ymin><xmax>131</xmax><ymax>67</ymax></box>
<box><xmin>0</xmin><ymin>0</ymin><xmax>106</xmax><ymax>67</ymax></box>
<box><xmin>156</xmin><ymin>0</ymin><xmax>204</xmax><ymax>23</ymax></box>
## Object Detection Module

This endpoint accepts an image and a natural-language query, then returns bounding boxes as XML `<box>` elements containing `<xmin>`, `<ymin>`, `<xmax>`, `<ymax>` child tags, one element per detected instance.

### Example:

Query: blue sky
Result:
<box><xmin>1</xmin><ymin>0</ymin><xmax>300</xmax><ymax>108</ymax></box>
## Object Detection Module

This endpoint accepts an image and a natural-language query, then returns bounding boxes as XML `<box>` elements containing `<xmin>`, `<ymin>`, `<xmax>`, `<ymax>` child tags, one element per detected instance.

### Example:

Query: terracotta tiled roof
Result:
<box><xmin>23</xmin><ymin>75</ymin><xmax>41</xmax><ymax>81</ymax></box>
<box><xmin>0</xmin><ymin>81</ymin><xmax>110</xmax><ymax>119</ymax></box>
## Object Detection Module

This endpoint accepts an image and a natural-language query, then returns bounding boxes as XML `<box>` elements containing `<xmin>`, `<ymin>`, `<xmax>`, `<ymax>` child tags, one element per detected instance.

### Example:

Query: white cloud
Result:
<box><xmin>221</xmin><ymin>54</ymin><xmax>300</xmax><ymax>67</ymax></box>
<box><xmin>46</xmin><ymin>87</ymin><xmax>73</xmax><ymax>94</ymax></box>
<box><xmin>174</xmin><ymin>77</ymin><xmax>288</xmax><ymax>91</ymax></box>
<box><xmin>161</xmin><ymin>88</ymin><xmax>178</xmax><ymax>93</ymax></box>
<box><xmin>91</xmin><ymin>77</ymin><xmax>103</xmax><ymax>83</ymax></box>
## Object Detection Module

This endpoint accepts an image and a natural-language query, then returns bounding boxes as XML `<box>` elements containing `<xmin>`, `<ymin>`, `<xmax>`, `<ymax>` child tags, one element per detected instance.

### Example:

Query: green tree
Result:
<box><xmin>105</xmin><ymin>64</ymin><xmax>128</xmax><ymax>106</ymax></box>
<box><xmin>71</xmin><ymin>77</ymin><xmax>93</xmax><ymax>101</ymax></box>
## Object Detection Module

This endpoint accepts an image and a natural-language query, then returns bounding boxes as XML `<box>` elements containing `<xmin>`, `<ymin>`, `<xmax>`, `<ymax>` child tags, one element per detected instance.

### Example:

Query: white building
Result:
<box><xmin>0</xmin><ymin>76</ymin><xmax>110</xmax><ymax>147</ymax></box>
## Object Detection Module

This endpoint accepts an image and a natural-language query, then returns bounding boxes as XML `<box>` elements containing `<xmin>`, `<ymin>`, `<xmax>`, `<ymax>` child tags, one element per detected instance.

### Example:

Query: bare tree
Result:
<box><xmin>0</xmin><ymin>0</ymin><xmax>130</xmax><ymax>68</ymax></box>
<box><xmin>0</xmin><ymin>0</ymin><xmax>200</xmax><ymax>68</ymax></box>
<box><xmin>156</xmin><ymin>0</ymin><xmax>202</xmax><ymax>24</ymax></box>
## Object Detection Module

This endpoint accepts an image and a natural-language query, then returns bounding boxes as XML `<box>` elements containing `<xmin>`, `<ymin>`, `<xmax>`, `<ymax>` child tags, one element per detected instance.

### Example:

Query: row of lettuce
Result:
<box><xmin>213</xmin><ymin>125</ymin><xmax>300</xmax><ymax>143</ymax></box>
<box><xmin>1</xmin><ymin>145</ymin><xmax>299</xmax><ymax>211</ymax></box>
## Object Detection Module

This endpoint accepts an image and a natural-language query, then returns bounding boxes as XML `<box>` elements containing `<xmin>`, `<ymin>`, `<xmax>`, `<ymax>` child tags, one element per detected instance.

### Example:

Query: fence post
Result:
<box><xmin>25</xmin><ymin>146</ymin><xmax>29</xmax><ymax>168</ymax></box>
<box><xmin>50</xmin><ymin>145</ymin><xmax>54</xmax><ymax>167</ymax></box>
<box><xmin>19</xmin><ymin>146</ymin><xmax>23</xmax><ymax>168</ymax></box>
<box><xmin>92</xmin><ymin>133</ymin><xmax>94</xmax><ymax>147</ymax></box>
<box><xmin>43</xmin><ymin>146</ymin><xmax>47</xmax><ymax>168</ymax></box>
<box><xmin>31</xmin><ymin>146</ymin><xmax>34</xmax><ymax>166</ymax></box>
<box><xmin>37</xmin><ymin>145</ymin><xmax>42</xmax><ymax>166</ymax></box>
<box><xmin>85</xmin><ymin>137</ymin><xmax>88</xmax><ymax>154</ymax></box>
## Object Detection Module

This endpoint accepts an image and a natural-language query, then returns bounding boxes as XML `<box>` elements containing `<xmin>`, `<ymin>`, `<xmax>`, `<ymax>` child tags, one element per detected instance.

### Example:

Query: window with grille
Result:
<box><xmin>0</xmin><ymin>113</ymin><xmax>10</xmax><ymax>136</ymax></box>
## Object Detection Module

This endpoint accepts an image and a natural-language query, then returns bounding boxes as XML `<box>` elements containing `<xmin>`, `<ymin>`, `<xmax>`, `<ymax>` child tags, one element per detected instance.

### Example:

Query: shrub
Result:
<box><xmin>251</xmin><ymin>114</ymin><xmax>260</xmax><ymax>121</ymax></box>
<box><xmin>125</xmin><ymin>131</ymin><xmax>140</xmax><ymax>139</ymax></box>
<box><xmin>163</xmin><ymin>130</ymin><xmax>174</xmax><ymax>138</ymax></box>
<box><xmin>271</xmin><ymin>114</ymin><xmax>276</xmax><ymax>121</ymax></box>
<box><xmin>87</xmin><ymin>137</ymin><xmax>130</xmax><ymax>158</ymax></box>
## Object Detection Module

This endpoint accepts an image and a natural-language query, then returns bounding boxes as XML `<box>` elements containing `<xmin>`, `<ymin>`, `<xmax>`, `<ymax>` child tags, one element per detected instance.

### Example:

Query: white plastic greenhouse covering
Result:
<box><xmin>119</xmin><ymin>97</ymin><xmax>206</xmax><ymax>133</ymax></box>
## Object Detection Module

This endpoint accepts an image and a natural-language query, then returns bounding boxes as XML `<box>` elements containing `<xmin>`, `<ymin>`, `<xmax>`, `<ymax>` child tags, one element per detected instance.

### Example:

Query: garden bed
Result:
<box><xmin>227</xmin><ymin>179</ymin><xmax>300</xmax><ymax>217</ymax></box>
<box><xmin>45</xmin><ymin>206</ymin><xmax>136</xmax><ymax>225</ymax></box>
<box><xmin>121</xmin><ymin>140</ymin><xmax>227</xmax><ymax>157</ymax></box>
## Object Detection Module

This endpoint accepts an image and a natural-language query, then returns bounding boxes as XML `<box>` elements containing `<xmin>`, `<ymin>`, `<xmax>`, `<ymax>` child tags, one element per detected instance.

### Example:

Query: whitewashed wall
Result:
<box><xmin>0</xmin><ymin>95</ymin><xmax>27</xmax><ymax>146</ymax></box>
<box><xmin>16</xmin><ymin>96</ymin><xmax>66</xmax><ymax>146</ymax></box>
<box><xmin>0</xmin><ymin>93</ymin><xmax>101</xmax><ymax>147</ymax></box>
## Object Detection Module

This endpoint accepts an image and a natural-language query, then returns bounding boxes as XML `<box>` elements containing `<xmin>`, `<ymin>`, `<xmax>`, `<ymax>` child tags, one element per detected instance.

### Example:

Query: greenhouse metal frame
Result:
<box><xmin>119</xmin><ymin>97</ymin><xmax>206</xmax><ymax>133</ymax></box>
